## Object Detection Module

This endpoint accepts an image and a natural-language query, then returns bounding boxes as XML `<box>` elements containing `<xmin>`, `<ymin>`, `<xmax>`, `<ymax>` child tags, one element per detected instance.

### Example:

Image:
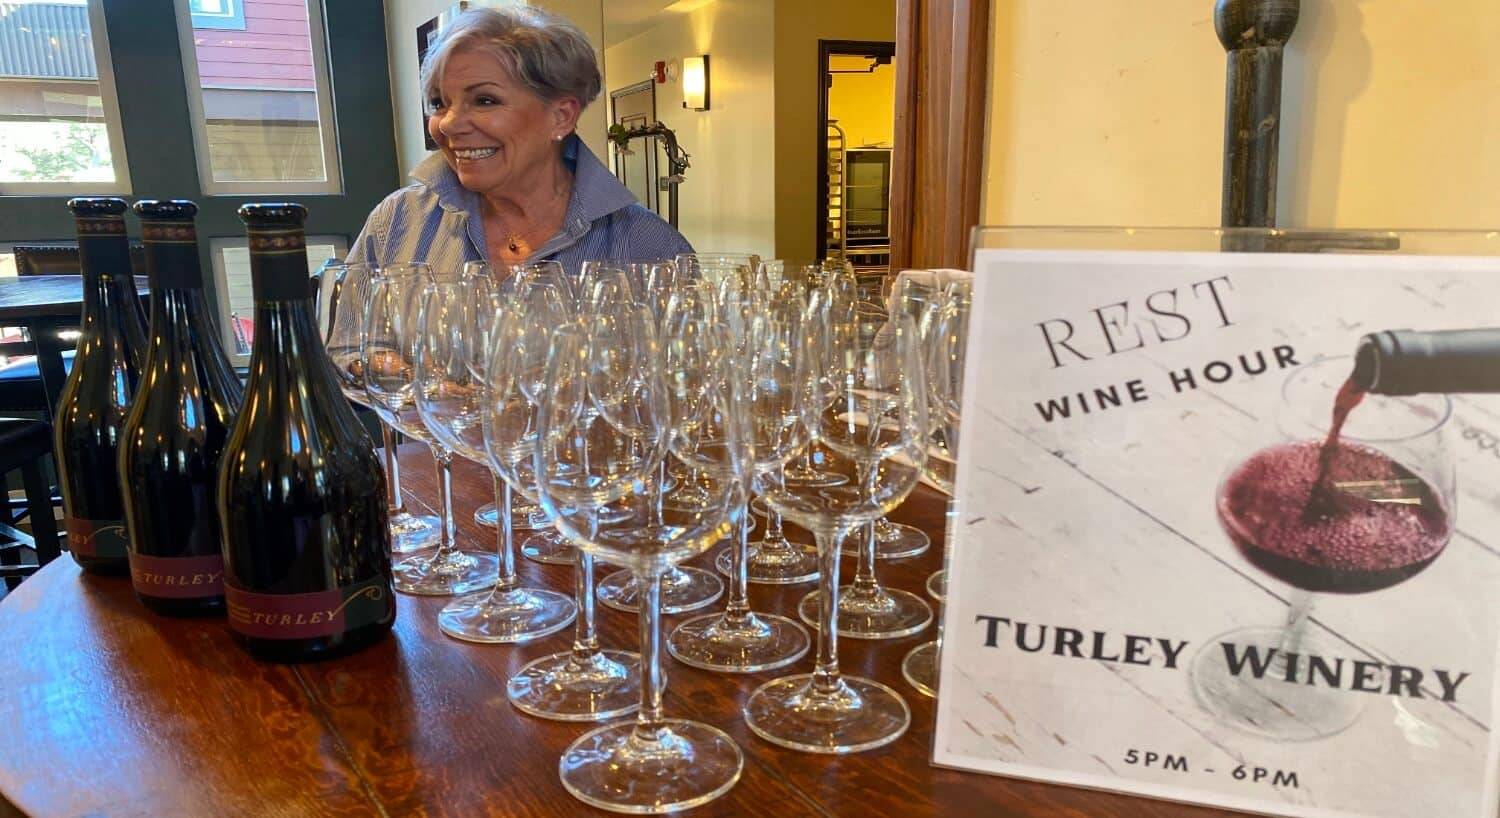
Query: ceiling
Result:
<box><xmin>601</xmin><ymin>0</ymin><xmax>679</xmax><ymax>48</ymax></box>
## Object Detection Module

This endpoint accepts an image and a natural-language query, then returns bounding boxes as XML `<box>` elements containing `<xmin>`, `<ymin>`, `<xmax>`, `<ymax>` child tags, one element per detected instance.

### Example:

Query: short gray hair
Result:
<box><xmin>421</xmin><ymin>7</ymin><xmax>601</xmax><ymax>112</ymax></box>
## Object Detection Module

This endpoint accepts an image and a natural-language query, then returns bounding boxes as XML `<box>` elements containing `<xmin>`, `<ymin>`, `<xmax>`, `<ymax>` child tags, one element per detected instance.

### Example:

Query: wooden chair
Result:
<box><xmin>0</xmin><ymin>418</ymin><xmax>62</xmax><ymax>589</ymax></box>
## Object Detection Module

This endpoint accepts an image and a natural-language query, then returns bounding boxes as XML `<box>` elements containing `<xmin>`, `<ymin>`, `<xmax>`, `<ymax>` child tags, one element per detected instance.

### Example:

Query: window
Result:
<box><xmin>188</xmin><ymin>0</ymin><xmax>245</xmax><ymax>30</ymax></box>
<box><xmin>208</xmin><ymin>236</ymin><xmax>345</xmax><ymax>363</ymax></box>
<box><xmin>173</xmin><ymin>0</ymin><xmax>341</xmax><ymax>193</ymax></box>
<box><xmin>0</xmin><ymin>0</ymin><xmax>131</xmax><ymax>193</ymax></box>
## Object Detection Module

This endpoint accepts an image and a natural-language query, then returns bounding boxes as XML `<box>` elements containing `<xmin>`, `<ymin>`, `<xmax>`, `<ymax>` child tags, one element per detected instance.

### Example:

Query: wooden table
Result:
<box><xmin>0</xmin><ymin>275</ymin><xmax>148</xmax><ymax>417</ymax></box>
<box><xmin>0</xmin><ymin>444</ymin><xmax>1234</xmax><ymax>817</ymax></box>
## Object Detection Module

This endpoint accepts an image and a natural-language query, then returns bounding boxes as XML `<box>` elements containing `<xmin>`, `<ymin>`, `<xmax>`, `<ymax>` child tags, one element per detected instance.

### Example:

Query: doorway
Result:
<box><xmin>817</xmin><ymin>39</ymin><xmax>897</xmax><ymax>270</ymax></box>
<box><xmin>608</xmin><ymin>79</ymin><xmax>660</xmax><ymax>215</ymax></box>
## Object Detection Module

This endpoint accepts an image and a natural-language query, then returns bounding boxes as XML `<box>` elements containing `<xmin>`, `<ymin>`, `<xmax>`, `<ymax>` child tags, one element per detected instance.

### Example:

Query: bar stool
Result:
<box><xmin>0</xmin><ymin>418</ymin><xmax>62</xmax><ymax>588</ymax></box>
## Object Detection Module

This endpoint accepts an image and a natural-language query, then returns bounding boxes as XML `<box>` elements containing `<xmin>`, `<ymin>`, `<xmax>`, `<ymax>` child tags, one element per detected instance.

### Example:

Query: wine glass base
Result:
<box><xmin>782</xmin><ymin>468</ymin><xmax>849</xmax><ymax>489</ymax></box>
<box><xmin>393</xmin><ymin>550</ymin><xmax>500</xmax><ymax>597</ymax></box>
<box><xmin>475</xmin><ymin>502</ymin><xmax>549</xmax><ymax>532</ymax></box>
<box><xmin>508</xmin><ymin>649</ymin><xmax>642</xmax><ymax>722</ymax></box>
<box><xmin>743</xmin><ymin>674</ymin><xmax>910</xmax><ymax>754</ymax></box>
<box><xmin>390</xmin><ymin>511</ymin><xmax>441</xmax><ymax>554</ymax></box>
<box><xmin>902</xmin><ymin>641</ymin><xmax>938</xmax><ymax>698</ymax></box>
<box><xmin>798</xmin><ymin>586</ymin><xmax>933</xmax><ymax>640</ymax></box>
<box><xmin>715</xmin><ymin>542</ymin><xmax>820</xmax><ymax>585</ymax></box>
<box><xmin>926</xmin><ymin>569</ymin><xmax>947</xmax><ymax>602</ymax></box>
<box><xmin>597</xmin><ymin>567</ymin><xmax>724</xmax><ymax>614</ymax></box>
<box><xmin>437</xmin><ymin>587</ymin><xmax>577</xmax><ymax>644</ymax></box>
<box><xmin>522</xmin><ymin>530</ymin><xmax>576</xmax><ymax>565</ymax></box>
<box><xmin>667</xmin><ymin>612</ymin><xmax>810</xmax><ymax>673</ymax></box>
<box><xmin>1190</xmin><ymin>625</ymin><xmax>1366</xmax><ymax>741</ymax></box>
<box><xmin>559</xmin><ymin>718</ymin><xmax>743</xmax><ymax>815</ymax></box>
<box><xmin>750</xmin><ymin>495</ymin><xmax>769</xmax><ymax>517</ymax></box>
<box><xmin>842</xmin><ymin>520</ymin><xmax>930</xmax><ymax>559</ymax></box>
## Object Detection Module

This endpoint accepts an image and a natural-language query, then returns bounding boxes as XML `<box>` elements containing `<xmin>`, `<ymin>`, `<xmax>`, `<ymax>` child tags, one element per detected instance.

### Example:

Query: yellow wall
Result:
<box><xmin>983</xmin><ymin>0</ymin><xmax>1500</xmax><ymax>229</ymax></box>
<box><xmin>828</xmin><ymin>59</ymin><xmax>896</xmax><ymax>148</ymax></box>
<box><xmin>773</xmin><ymin>0</ymin><xmax>896</xmax><ymax>261</ymax></box>
<box><xmin>604</xmin><ymin>0</ymin><xmax>779</xmax><ymax>257</ymax></box>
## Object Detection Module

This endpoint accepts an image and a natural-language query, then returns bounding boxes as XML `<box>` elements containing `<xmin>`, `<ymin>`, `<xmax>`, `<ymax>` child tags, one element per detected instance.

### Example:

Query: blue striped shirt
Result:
<box><xmin>347</xmin><ymin>134</ymin><xmax>692</xmax><ymax>277</ymax></box>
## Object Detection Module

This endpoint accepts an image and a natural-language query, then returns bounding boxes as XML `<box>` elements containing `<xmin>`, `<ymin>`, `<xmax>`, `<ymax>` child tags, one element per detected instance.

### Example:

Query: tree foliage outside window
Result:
<box><xmin>0</xmin><ymin>121</ymin><xmax>115</xmax><ymax>183</ymax></box>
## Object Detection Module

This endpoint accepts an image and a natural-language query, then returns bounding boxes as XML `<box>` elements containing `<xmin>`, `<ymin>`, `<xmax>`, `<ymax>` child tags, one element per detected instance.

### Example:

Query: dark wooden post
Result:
<box><xmin>1215</xmin><ymin>0</ymin><xmax>1299</xmax><ymax>228</ymax></box>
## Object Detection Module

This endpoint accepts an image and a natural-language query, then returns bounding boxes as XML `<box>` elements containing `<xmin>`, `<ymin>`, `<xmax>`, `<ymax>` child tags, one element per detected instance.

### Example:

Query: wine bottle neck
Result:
<box><xmin>76</xmin><ymin>217</ymin><xmax>131</xmax><ymax>286</ymax></box>
<box><xmin>141</xmin><ymin>221</ymin><xmax>205</xmax><ymax>290</ymax></box>
<box><xmin>1355</xmin><ymin>328</ymin><xmax>1500</xmax><ymax>395</ymax></box>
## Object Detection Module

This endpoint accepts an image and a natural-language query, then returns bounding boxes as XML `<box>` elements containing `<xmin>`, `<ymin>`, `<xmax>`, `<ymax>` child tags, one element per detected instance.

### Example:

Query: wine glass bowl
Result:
<box><xmin>1191</xmin><ymin>355</ymin><xmax>1455</xmax><ymax>740</ymax></box>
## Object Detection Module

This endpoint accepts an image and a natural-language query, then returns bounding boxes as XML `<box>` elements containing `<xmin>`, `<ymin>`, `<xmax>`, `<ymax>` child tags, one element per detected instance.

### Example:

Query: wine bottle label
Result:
<box><xmin>66</xmin><ymin>518</ymin><xmax>129</xmax><ymax>560</ymax></box>
<box><xmin>225</xmin><ymin>576</ymin><xmax>392</xmax><ymax>640</ymax></box>
<box><xmin>129</xmin><ymin>552</ymin><xmax>224</xmax><ymax>599</ymax></box>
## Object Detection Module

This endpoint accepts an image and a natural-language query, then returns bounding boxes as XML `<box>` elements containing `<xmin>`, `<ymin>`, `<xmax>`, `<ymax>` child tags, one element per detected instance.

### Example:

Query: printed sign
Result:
<box><xmin>933</xmin><ymin>248</ymin><xmax>1500</xmax><ymax>818</ymax></box>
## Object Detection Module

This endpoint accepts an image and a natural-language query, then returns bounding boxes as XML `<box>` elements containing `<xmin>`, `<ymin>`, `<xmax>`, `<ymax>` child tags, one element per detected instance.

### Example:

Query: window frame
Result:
<box><xmin>171</xmin><ymin>0</ymin><xmax>343</xmax><ymax>196</ymax></box>
<box><xmin>0</xmin><ymin>0</ymin><xmax>133</xmax><ymax>196</ymax></box>
<box><xmin>208</xmin><ymin>234</ymin><xmax>347</xmax><ymax>366</ymax></box>
<box><xmin>188</xmin><ymin>0</ymin><xmax>247</xmax><ymax>30</ymax></box>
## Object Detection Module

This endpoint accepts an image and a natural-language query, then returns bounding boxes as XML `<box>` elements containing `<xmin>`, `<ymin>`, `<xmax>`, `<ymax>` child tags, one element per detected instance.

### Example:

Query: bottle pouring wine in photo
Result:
<box><xmin>118</xmin><ymin>200</ymin><xmax>243</xmax><ymax>616</ymax></box>
<box><xmin>1352</xmin><ymin>328</ymin><xmax>1500</xmax><ymax>395</ymax></box>
<box><xmin>217</xmin><ymin>203</ymin><xmax>394</xmax><ymax>662</ymax></box>
<box><xmin>54</xmin><ymin>197</ymin><xmax>148</xmax><ymax>575</ymax></box>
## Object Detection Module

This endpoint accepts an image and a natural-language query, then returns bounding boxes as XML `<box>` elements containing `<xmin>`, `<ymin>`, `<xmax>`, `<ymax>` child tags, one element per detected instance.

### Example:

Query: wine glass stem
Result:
<box><xmin>811</xmin><ymin>529</ymin><xmax>844</xmax><ymax>694</ymax></box>
<box><xmin>572</xmin><ymin>547</ymin><xmax>601</xmax><ymax>661</ymax></box>
<box><xmin>633</xmin><ymin>568</ymin><xmax>667</xmax><ymax>742</ymax></box>
<box><xmin>1279</xmin><ymin>589</ymin><xmax>1314</xmax><ymax>654</ymax></box>
<box><xmin>853</xmin><ymin>519</ymin><xmax>879</xmax><ymax>591</ymax></box>
<box><xmin>381</xmin><ymin>424</ymin><xmax>406</xmax><ymax>515</ymax></box>
<box><xmin>492</xmin><ymin>473</ymin><xmax>517</xmax><ymax>592</ymax></box>
<box><xmin>764</xmin><ymin>467</ymin><xmax>787</xmax><ymax>543</ymax></box>
<box><xmin>432</xmin><ymin>448</ymin><xmax>458</xmax><ymax>560</ymax></box>
<box><xmin>722</xmin><ymin>510</ymin><xmax>752</xmax><ymax>625</ymax></box>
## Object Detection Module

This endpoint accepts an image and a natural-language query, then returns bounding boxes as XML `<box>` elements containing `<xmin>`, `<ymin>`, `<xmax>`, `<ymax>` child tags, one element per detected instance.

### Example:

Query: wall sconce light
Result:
<box><xmin>682</xmin><ymin>55</ymin><xmax>709</xmax><ymax>111</ymax></box>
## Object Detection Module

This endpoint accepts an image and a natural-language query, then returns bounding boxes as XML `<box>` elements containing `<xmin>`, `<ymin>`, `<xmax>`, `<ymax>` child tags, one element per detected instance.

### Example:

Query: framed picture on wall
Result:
<box><xmin>417</xmin><ymin>3</ymin><xmax>471</xmax><ymax>151</ymax></box>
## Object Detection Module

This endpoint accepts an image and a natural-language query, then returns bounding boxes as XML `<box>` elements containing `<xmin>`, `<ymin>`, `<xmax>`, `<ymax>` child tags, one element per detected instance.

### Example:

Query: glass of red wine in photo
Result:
<box><xmin>1191</xmin><ymin>355</ymin><xmax>1454</xmax><ymax>740</ymax></box>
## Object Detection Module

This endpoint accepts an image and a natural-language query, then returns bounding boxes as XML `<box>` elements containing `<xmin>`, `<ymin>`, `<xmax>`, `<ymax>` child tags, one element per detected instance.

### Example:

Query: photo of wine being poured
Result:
<box><xmin>1192</xmin><ymin>328</ymin><xmax>1500</xmax><ymax>740</ymax></box>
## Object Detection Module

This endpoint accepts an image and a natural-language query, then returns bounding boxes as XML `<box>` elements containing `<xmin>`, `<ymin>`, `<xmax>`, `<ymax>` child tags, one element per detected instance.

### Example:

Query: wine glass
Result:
<box><xmin>539</xmin><ymin>315</ymin><xmax>744</xmax><ymax>813</ymax></box>
<box><xmin>798</xmin><ymin>300</ymin><xmax>933</xmax><ymax>640</ymax></box>
<box><xmin>902</xmin><ymin>279</ymin><xmax>970</xmax><ymax>697</ymax></box>
<box><xmin>488</xmin><ymin>286</ymin><xmax>641</xmax><ymax>722</ymax></box>
<box><xmin>839</xmin><ymin>276</ymin><xmax>938</xmax><ymax>560</ymax></box>
<box><xmin>781</xmin><ymin>264</ymin><xmax>853</xmax><ymax>491</ymax></box>
<box><xmin>322</xmin><ymin>261</ymin><xmax>440</xmax><ymax>554</ymax></box>
<box><xmin>668</xmin><ymin>296</ymin><xmax>812</xmax><ymax>673</ymax></box>
<box><xmin>363</xmin><ymin>262</ymin><xmax>498</xmax><ymax>596</ymax></box>
<box><xmin>492</xmin><ymin>261</ymin><xmax>582</xmax><ymax>564</ymax></box>
<box><xmin>714</xmin><ymin>258</ymin><xmax>822</xmax><ymax>582</ymax></box>
<box><xmin>572</xmin><ymin>263</ymin><xmax>724</xmax><ymax>614</ymax></box>
<box><xmin>1190</xmin><ymin>355</ymin><xmax>1454</xmax><ymax>740</ymax></box>
<box><xmin>743</xmin><ymin>306</ymin><xmax>929</xmax><ymax>753</ymax></box>
<box><xmin>415</xmin><ymin>264</ymin><xmax>576</xmax><ymax>642</ymax></box>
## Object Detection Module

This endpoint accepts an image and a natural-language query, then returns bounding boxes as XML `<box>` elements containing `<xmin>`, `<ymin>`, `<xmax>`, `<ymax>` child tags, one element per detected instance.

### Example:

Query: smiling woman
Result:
<box><xmin>348</xmin><ymin>6</ymin><xmax>692</xmax><ymax>279</ymax></box>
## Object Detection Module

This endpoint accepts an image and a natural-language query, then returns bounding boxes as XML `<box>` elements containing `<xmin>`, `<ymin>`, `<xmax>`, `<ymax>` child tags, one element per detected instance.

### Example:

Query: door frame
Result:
<box><xmin>816</xmin><ymin>39</ymin><xmax>897</xmax><ymax>260</ymax></box>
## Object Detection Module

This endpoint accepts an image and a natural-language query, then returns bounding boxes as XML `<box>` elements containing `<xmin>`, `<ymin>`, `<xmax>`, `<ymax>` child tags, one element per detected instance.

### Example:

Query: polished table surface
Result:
<box><xmin>0</xmin><ymin>444</ymin><xmax>1236</xmax><ymax>817</ymax></box>
<box><xmin>0</xmin><ymin>275</ymin><xmax>147</xmax><ymax>321</ymax></box>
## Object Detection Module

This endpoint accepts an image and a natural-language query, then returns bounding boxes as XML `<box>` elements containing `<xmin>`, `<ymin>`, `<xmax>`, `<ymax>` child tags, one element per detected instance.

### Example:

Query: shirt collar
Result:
<box><xmin>410</xmin><ymin>134</ymin><xmax>639</xmax><ymax>230</ymax></box>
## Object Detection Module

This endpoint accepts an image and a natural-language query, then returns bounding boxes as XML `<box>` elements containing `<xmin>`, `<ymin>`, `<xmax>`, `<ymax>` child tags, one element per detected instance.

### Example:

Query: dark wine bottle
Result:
<box><xmin>119</xmin><ymin>200</ymin><xmax>243</xmax><ymax>616</ymax></box>
<box><xmin>54</xmin><ymin>197</ymin><xmax>148</xmax><ymax>575</ymax></box>
<box><xmin>1353</xmin><ymin>328</ymin><xmax>1500</xmax><ymax>395</ymax></box>
<box><xmin>217</xmin><ymin>203</ymin><xmax>394</xmax><ymax>662</ymax></box>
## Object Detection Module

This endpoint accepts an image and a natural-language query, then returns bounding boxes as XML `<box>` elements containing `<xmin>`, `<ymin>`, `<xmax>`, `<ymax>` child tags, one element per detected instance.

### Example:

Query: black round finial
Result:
<box><xmin>1214</xmin><ymin>0</ymin><xmax>1300</xmax><ymax>50</ymax></box>
<box><xmin>237</xmin><ymin>202</ymin><xmax>308</xmax><ymax>228</ymax></box>
<box><xmin>134</xmin><ymin>199</ymin><xmax>199</xmax><ymax>221</ymax></box>
<box><xmin>65</xmin><ymin>197</ymin><xmax>128</xmax><ymax>218</ymax></box>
